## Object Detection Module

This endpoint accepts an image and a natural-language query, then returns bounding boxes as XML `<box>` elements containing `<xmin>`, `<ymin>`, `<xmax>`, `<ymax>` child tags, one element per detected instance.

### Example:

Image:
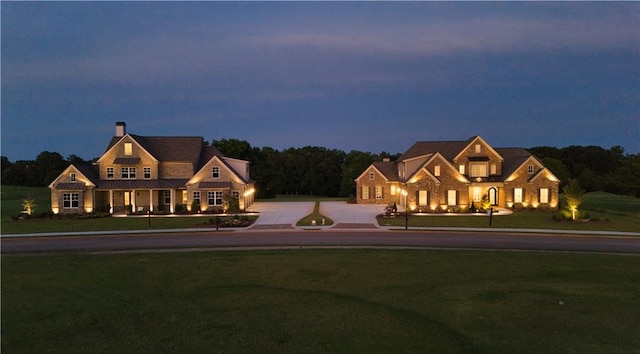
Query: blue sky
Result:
<box><xmin>2</xmin><ymin>2</ymin><xmax>638</xmax><ymax>161</ymax></box>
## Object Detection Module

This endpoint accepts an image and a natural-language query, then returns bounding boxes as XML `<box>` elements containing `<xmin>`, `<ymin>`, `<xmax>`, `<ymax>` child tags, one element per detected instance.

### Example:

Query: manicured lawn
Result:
<box><xmin>0</xmin><ymin>186</ymin><xmax>255</xmax><ymax>234</ymax></box>
<box><xmin>296</xmin><ymin>201</ymin><xmax>334</xmax><ymax>227</ymax></box>
<box><xmin>378</xmin><ymin>192</ymin><xmax>640</xmax><ymax>233</ymax></box>
<box><xmin>2</xmin><ymin>250</ymin><xmax>638</xmax><ymax>353</ymax></box>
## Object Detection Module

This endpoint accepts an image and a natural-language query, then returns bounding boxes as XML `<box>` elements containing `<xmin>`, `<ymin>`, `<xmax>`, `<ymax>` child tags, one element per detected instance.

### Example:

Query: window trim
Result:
<box><xmin>434</xmin><ymin>165</ymin><xmax>440</xmax><ymax>177</ymax></box>
<box><xmin>143</xmin><ymin>167</ymin><xmax>151</xmax><ymax>179</ymax></box>
<box><xmin>540</xmin><ymin>188</ymin><xmax>549</xmax><ymax>204</ymax></box>
<box><xmin>528</xmin><ymin>165</ymin><xmax>534</xmax><ymax>174</ymax></box>
<box><xmin>375</xmin><ymin>186</ymin><xmax>383</xmax><ymax>199</ymax></box>
<box><xmin>514</xmin><ymin>188</ymin><xmax>523</xmax><ymax>203</ymax></box>
<box><xmin>212</xmin><ymin>166</ymin><xmax>220</xmax><ymax>179</ymax></box>
<box><xmin>124</xmin><ymin>142</ymin><xmax>133</xmax><ymax>156</ymax></box>
<box><xmin>447</xmin><ymin>190</ymin><xmax>457</xmax><ymax>206</ymax></box>
<box><xmin>106</xmin><ymin>167</ymin><xmax>114</xmax><ymax>179</ymax></box>
<box><xmin>70</xmin><ymin>173</ymin><xmax>76</xmax><ymax>182</ymax></box>
<box><xmin>458</xmin><ymin>164</ymin><xmax>465</xmax><ymax>175</ymax></box>
<box><xmin>121</xmin><ymin>167</ymin><xmax>136</xmax><ymax>179</ymax></box>
<box><xmin>418</xmin><ymin>190</ymin><xmax>428</xmax><ymax>206</ymax></box>
<box><xmin>362</xmin><ymin>186</ymin><xmax>369</xmax><ymax>200</ymax></box>
<box><xmin>369</xmin><ymin>172</ymin><xmax>375</xmax><ymax>180</ymax></box>
<box><xmin>62</xmin><ymin>192</ymin><xmax>80</xmax><ymax>209</ymax></box>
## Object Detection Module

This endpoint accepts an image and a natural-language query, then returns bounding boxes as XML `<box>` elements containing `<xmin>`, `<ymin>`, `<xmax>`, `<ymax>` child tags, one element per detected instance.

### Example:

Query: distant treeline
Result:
<box><xmin>2</xmin><ymin>140</ymin><xmax>638</xmax><ymax>198</ymax></box>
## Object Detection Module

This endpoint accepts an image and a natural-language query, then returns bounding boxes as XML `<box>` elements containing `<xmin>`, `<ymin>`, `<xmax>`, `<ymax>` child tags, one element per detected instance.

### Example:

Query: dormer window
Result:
<box><xmin>528</xmin><ymin>165</ymin><xmax>534</xmax><ymax>174</ymax></box>
<box><xmin>124</xmin><ymin>143</ymin><xmax>133</xmax><ymax>156</ymax></box>
<box><xmin>70</xmin><ymin>173</ymin><xmax>76</xmax><ymax>182</ymax></box>
<box><xmin>212</xmin><ymin>166</ymin><xmax>220</xmax><ymax>179</ymax></box>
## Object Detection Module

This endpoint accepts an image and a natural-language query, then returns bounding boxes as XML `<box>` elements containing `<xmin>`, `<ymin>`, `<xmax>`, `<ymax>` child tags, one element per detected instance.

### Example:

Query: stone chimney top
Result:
<box><xmin>115</xmin><ymin>122</ymin><xmax>126</xmax><ymax>137</ymax></box>
<box><xmin>383</xmin><ymin>157</ymin><xmax>391</xmax><ymax>162</ymax></box>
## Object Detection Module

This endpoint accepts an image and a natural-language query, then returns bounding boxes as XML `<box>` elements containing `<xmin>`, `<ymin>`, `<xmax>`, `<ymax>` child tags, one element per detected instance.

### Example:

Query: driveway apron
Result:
<box><xmin>248</xmin><ymin>202</ymin><xmax>315</xmax><ymax>229</ymax></box>
<box><xmin>320</xmin><ymin>202</ymin><xmax>385</xmax><ymax>228</ymax></box>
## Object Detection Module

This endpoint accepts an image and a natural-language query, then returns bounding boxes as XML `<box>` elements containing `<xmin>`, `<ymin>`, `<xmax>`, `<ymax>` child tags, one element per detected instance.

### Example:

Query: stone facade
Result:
<box><xmin>49</xmin><ymin>123</ymin><xmax>255</xmax><ymax>214</ymax></box>
<box><xmin>355</xmin><ymin>136</ymin><xmax>560</xmax><ymax>212</ymax></box>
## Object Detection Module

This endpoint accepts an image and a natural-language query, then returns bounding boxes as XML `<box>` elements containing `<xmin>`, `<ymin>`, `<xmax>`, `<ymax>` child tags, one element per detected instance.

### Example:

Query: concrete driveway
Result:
<box><xmin>320</xmin><ymin>202</ymin><xmax>385</xmax><ymax>225</ymax></box>
<box><xmin>247</xmin><ymin>201</ymin><xmax>384</xmax><ymax>229</ymax></box>
<box><xmin>247</xmin><ymin>202</ymin><xmax>315</xmax><ymax>228</ymax></box>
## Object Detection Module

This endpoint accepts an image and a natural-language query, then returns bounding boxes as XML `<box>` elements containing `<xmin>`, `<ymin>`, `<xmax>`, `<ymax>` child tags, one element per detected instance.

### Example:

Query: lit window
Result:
<box><xmin>375</xmin><ymin>186</ymin><xmax>383</xmax><ymax>199</ymax></box>
<box><xmin>369</xmin><ymin>172</ymin><xmax>375</xmax><ymax>180</ymax></box>
<box><xmin>124</xmin><ymin>142</ymin><xmax>133</xmax><ymax>156</ymax></box>
<box><xmin>470</xmin><ymin>163</ymin><xmax>488</xmax><ymax>177</ymax></box>
<box><xmin>362</xmin><ymin>186</ymin><xmax>369</xmax><ymax>199</ymax></box>
<box><xmin>212</xmin><ymin>166</ymin><xmax>220</xmax><ymax>179</ymax></box>
<box><xmin>514</xmin><ymin>188</ymin><xmax>523</xmax><ymax>203</ymax></box>
<box><xmin>143</xmin><ymin>167</ymin><xmax>151</xmax><ymax>179</ymax></box>
<box><xmin>475</xmin><ymin>144</ymin><xmax>481</xmax><ymax>153</ymax></box>
<box><xmin>528</xmin><ymin>165</ymin><xmax>534</xmax><ymax>174</ymax></box>
<box><xmin>473</xmin><ymin>187</ymin><xmax>482</xmax><ymax>202</ymax></box>
<box><xmin>70</xmin><ymin>173</ymin><xmax>76</xmax><ymax>182</ymax></box>
<box><xmin>106</xmin><ymin>167</ymin><xmax>114</xmax><ymax>179</ymax></box>
<box><xmin>490</xmin><ymin>164</ymin><xmax>497</xmax><ymax>175</ymax></box>
<box><xmin>434</xmin><ymin>165</ymin><xmax>440</xmax><ymax>176</ymax></box>
<box><xmin>459</xmin><ymin>165</ymin><xmax>465</xmax><ymax>175</ymax></box>
<box><xmin>447</xmin><ymin>190</ymin><xmax>457</xmax><ymax>206</ymax></box>
<box><xmin>418</xmin><ymin>190</ymin><xmax>428</xmax><ymax>206</ymax></box>
<box><xmin>391</xmin><ymin>185</ymin><xmax>396</xmax><ymax>196</ymax></box>
<box><xmin>540</xmin><ymin>188</ymin><xmax>549</xmax><ymax>204</ymax></box>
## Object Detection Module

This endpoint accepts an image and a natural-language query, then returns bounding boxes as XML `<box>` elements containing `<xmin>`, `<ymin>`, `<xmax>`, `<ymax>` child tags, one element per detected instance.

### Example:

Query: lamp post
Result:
<box><xmin>401</xmin><ymin>187</ymin><xmax>409</xmax><ymax>230</ymax></box>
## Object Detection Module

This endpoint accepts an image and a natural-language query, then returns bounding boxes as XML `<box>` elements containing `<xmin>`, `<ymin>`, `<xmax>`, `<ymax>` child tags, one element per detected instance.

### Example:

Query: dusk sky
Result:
<box><xmin>2</xmin><ymin>2</ymin><xmax>638</xmax><ymax>162</ymax></box>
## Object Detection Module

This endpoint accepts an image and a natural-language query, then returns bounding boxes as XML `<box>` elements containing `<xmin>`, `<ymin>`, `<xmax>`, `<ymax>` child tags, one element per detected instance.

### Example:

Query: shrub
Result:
<box><xmin>191</xmin><ymin>200</ymin><xmax>201</xmax><ymax>213</ymax></box>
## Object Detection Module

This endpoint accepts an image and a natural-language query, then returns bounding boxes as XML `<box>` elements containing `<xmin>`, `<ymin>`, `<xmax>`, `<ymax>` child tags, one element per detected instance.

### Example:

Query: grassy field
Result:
<box><xmin>2</xmin><ymin>249</ymin><xmax>638</xmax><ymax>353</ymax></box>
<box><xmin>378</xmin><ymin>192</ymin><xmax>640</xmax><ymax>233</ymax></box>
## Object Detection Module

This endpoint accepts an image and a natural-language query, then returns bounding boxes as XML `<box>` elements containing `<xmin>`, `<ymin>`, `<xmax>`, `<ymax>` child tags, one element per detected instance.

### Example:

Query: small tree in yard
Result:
<box><xmin>563</xmin><ymin>179</ymin><xmax>585</xmax><ymax>221</ymax></box>
<box><xmin>22</xmin><ymin>197</ymin><xmax>37</xmax><ymax>216</ymax></box>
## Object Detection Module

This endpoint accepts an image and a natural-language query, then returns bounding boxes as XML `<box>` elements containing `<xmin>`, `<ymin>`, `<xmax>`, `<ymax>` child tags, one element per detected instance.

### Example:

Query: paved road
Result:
<box><xmin>2</xmin><ymin>229</ymin><xmax>639</xmax><ymax>254</ymax></box>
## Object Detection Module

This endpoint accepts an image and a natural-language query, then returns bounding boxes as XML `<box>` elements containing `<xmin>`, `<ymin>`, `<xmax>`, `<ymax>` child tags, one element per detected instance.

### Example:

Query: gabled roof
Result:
<box><xmin>496</xmin><ymin>148</ymin><xmax>536</xmax><ymax>177</ymax></box>
<box><xmin>105</xmin><ymin>135</ymin><xmax>205</xmax><ymax>164</ymax></box>
<box><xmin>372</xmin><ymin>161</ymin><xmax>398</xmax><ymax>181</ymax></box>
<box><xmin>398</xmin><ymin>140</ymin><xmax>469</xmax><ymax>162</ymax></box>
<box><xmin>48</xmin><ymin>164</ymin><xmax>99</xmax><ymax>189</ymax></box>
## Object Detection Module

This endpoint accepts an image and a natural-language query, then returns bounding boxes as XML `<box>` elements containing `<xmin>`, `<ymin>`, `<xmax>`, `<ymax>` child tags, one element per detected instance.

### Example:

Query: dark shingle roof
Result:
<box><xmin>495</xmin><ymin>148</ymin><xmax>533</xmax><ymax>177</ymax></box>
<box><xmin>106</xmin><ymin>135</ymin><xmax>205</xmax><ymax>164</ymax></box>
<box><xmin>399</xmin><ymin>139</ymin><xmax>470</xmax><ymax>161</ymax></box>
<box><xmin>373</xmin><ymin>161</ymin><xmax>398</xmax><ymax>181</ymax></box>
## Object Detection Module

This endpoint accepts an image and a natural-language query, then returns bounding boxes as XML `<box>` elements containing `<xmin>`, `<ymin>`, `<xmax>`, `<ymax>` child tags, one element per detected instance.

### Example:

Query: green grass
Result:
<box><xmin>2</xmin><ymin>250</ymin><xmax>638</xmax><ymax>353</ymax></box>
<box><xmin>2</xmin><ymin>187</ymin><xmax>638</xmax><ymax>234</ymax></box>
<box><xmin>296</xmin><ymin>201</ymin><xmax>334</xmax><ymax>227</ymax></box>
<box><xmin>378</xmin><ymin>192</ymin><xmax>640</xmax><ymax>233</ymax></box>
<box><xmin>0</xmin><ymin>186</ymin><xmax>256</xmax><ymax>234</ymax></box>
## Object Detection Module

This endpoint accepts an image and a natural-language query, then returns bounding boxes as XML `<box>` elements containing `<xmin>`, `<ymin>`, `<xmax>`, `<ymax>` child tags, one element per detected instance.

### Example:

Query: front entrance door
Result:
<box><xmin>488</xmin><ymin>187</ymin><xmax>498</xmax><ymax>206</ymax></box>
<box><xmin>124</xmin><ymin>191</ymin><xmax>132</xmax><ymax>209</ymax></box>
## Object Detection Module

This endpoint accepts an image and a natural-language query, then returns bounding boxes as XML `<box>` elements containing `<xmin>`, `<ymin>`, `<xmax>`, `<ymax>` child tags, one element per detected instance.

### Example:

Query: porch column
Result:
<box><xmin>149</xmin><ymin>189</ymin><xmax>154</xmax><ymax>212</ymax></box>
<box><xmin>170</xmin><ymin>189</ymin><xmax>175</xmax><ymax>213</ymax></box>
<box><xmin>131</xmin><ymin>190</ymin><xmax>136</xmax><ymax>213</ymax></box>
<box><xmin>109</xmin><ymin>190</ymin><xmax>114</xmax><ymax>214</ymax></box>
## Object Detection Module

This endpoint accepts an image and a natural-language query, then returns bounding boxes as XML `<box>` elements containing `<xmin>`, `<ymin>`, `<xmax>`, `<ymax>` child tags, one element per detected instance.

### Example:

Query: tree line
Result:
<box><xmin>2</xmin><ymin>140</ymin><xmax>638</xmax><ymax>198</ymax></box>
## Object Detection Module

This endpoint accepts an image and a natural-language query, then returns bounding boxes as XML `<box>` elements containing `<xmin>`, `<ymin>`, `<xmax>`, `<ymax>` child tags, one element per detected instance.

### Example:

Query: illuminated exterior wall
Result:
<box><xmin>355</xmin><ymin>166</ymin><xmax>396</xmax><ymax>205</ymax></box>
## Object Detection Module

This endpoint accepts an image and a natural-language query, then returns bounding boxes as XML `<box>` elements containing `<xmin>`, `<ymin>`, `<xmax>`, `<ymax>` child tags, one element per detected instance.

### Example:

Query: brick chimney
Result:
<box><xmin>115</xmin><ymin>122</ymin><xmax>126</xmax><ymax>137</ymax></box>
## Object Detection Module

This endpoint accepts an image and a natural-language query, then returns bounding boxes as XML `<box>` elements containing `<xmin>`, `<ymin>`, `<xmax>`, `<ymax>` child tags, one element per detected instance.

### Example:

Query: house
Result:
<box><xmin>355</xmin><ymin>136</ymin><xmax>559</xmax><ymax>212</ymax></box>
<box><xmin>49</xmin><ymin>122</ymin><xmax>255</xmax><ymax>214</ymax></box>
